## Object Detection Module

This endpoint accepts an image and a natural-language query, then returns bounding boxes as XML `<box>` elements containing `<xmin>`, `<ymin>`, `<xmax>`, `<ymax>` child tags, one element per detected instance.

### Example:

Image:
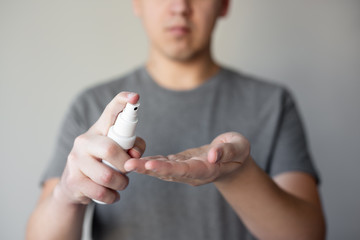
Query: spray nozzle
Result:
<box><xmin>110</xmin><ymin>102</ymin><xmax>140</xmax><ymax>141</ymax></box>
<box><xmin>121</xmin><ymin>102</ymin><xmax>140</xmax><ymax>122</ymax></box>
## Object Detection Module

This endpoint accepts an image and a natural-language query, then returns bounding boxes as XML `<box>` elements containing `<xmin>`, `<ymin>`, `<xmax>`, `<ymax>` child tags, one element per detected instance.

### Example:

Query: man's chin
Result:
<box><xmin>164</xmin><ymin>50</ymin><xmax>200</xmax><ymax>62</ymax></box>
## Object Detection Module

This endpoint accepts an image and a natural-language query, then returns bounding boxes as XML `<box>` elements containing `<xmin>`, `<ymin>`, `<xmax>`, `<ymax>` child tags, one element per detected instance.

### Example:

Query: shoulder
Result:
<box><xmin>219</xmin><ymin>66</ymin><xmax>294</xmax><ymax>110</ymax></box>
<box><xmin>221</xmin><ymin>66</ymin><xmax>287</xmax><ymax>94</ymax></box>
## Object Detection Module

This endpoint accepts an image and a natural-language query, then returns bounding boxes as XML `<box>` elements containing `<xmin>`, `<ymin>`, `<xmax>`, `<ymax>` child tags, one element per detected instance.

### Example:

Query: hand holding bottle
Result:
<box><xmin>53</xmin><ymin>92</ymin><xmax>146</xmax><ymax>205</ymax></box>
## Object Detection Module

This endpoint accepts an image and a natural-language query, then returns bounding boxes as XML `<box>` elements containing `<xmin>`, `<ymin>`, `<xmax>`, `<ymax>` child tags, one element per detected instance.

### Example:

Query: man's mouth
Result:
<box><xmin>167</xmin><ymin>25</ymin><xmax>191</xmax><ymax>37</ymax></box>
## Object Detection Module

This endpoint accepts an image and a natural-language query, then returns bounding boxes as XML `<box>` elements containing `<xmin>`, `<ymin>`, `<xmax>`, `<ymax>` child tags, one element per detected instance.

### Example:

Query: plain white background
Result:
<box><xmin>1</xmin><ymin>0</ymin><xmax>359</xmax><ymax>239</ymax></box>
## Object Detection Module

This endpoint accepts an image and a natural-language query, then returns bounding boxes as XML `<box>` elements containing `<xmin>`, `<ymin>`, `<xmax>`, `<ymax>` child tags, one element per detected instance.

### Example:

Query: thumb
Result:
<box><xmin>89</xmin><ymin>92</ymin><xmax>139</xmax><ymax>135</ymax></box>
<box><xmin>208</xmin><ymin>133</ymin><xmax>250</xmax><ymax>164</ymax></box>
<box><xmin>207</xmin><ymin>142</ymin><xmax>240</xmax><ymax>164</ymax></box>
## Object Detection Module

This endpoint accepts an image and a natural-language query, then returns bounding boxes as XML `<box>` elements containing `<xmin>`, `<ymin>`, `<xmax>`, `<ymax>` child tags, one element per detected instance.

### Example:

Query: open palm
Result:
<box><xmin>124</xmin><ymin>132</ymin><xmax>250</xmax><ymax>186</ymax></box>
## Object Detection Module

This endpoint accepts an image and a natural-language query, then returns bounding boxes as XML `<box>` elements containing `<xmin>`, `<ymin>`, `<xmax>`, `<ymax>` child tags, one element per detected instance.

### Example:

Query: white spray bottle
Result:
<box><xmin>93</xmin><ymin>102</ymin><xmax>140</xmax><ymax>204</ymax></box>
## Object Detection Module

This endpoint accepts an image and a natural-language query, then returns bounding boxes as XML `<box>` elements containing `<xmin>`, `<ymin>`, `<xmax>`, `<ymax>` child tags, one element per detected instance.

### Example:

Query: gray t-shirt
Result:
<box><xmin>42</xmin><ymin>66</ymin><xmax>319</xmax><ymax>240</ymax></box>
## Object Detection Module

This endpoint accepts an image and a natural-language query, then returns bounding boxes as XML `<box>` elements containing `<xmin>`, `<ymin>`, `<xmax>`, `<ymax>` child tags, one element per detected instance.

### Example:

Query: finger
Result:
<box><xmin>128</xmin><ymin>137</ymin><xmax>146</xmax><ymax>159</ymax></box>
<box><xmin>124</xmin><ymin>155</ymin><xmax>166</xmax><ymax>173</ymax></box>
<box><xmin>123</xmin><ymin>158</ymin><xmax>149</xmax><ymax>173</ymax></box>
<box><xmin>207</xmin><ymin>147</ymin><xmax>220</xmax><ymax>164</ymax></box>
<box><xmin>211</xmin><ymin>132</ymin><xmax>250</xmax><ymax>163</ymax></box>
<box><xmin>90</xmin><ymin>92</ymin><xmax>139</xmax><ymax>135</ymax></box>
<box><xmin>80</xmin><ymin>134</ymin><xmax>131</xmax><ymax>172</ymax></box>
<box><xmin>209</xmin><ymin>143</ymin><xmax>237</xmax><ymax>163</ymax></box>
<box><xmin>209</xmin><ymin>142</ymin><xmax>247</xmax><ymax>164</ymax></box>
<box><xmin>79</xmin><ymin>176</ymin><xmax>120</xmax><ymax>204</ymax></box>
<box><xmin>78</xmin><ymin>156</ymin><xmax>129</xmax><ymax>191</ymax></box>
<box><xmin>145</xmin><ymin>158</ymin><xmax>212</xmax><ymax>179</ymax></box>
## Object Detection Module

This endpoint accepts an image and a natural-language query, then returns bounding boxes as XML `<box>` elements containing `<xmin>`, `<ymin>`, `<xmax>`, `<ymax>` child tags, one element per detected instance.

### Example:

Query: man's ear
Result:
<box><xmin>219</xmin><ymin>0</ymin><xmax>230</xmax><ymax>17</ymax></box>
<box><xmin>132</xmin><ymin>0</ymin><xmax>142</xmax><ymax>17</ymax></box>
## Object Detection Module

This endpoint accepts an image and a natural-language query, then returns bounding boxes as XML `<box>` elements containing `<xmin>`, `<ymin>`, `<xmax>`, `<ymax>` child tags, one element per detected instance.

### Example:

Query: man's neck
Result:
<box><xmin>146</xmin><ymin>49</ymin><xmax>220</xmax><ymax>91</ymax></box>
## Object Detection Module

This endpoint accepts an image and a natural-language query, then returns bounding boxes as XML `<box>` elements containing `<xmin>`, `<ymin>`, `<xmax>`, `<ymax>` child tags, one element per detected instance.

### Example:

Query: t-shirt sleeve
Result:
<box><xmin>40</xmin><ymin>93</ymin><xmax>89</xmax><ymax>186</ymax></box>
<box><xmin>269</xmin><ymin>90</ymin><xmax>320</xmax><ymax>183</ymax></box>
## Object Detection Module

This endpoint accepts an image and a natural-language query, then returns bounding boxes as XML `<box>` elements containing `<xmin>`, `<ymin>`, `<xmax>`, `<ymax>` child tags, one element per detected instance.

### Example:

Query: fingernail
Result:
<box><xmin>132</xmin><ymin>146</ymin><xmax>142</xmax><ymax>156</ymax></box>
<box><xmin>216</xmin><ymin>150</ymin><xmax>222</xmax><ymax>163</ymax></box>
<box><xmin>127</xmin><ymin>92</ymin><xmax>136</xmax><ymax>99</ymax></box>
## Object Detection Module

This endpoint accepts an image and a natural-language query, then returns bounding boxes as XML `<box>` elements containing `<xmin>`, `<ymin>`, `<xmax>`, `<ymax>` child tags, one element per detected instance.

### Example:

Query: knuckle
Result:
<box><xmin>103</xmin><ymin>142</ymin><xmax>119</xmax><ymax>159</ymax></box>
<box><xmin>95</xmin><ymin>188</ymin><xmax>107</xmax><ymax>201</ymax></box>
<box><xmin>67</xmin><ymin>151</ymin><xmax>77</xmax><ymax>165</ymax></box>
<box><xmin>74</xmin><ymin>134</ymin><xmax>87</xmax><ymax>147</ymax></box>
<box><xmin>100</xmin><ymin>169</ymin><xmax>114</xmax><ymax>185</ymax></box>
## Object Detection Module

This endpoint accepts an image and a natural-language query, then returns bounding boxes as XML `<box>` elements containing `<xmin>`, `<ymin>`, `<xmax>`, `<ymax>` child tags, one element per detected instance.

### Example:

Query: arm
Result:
<box><xmin>26</xmin><ymin>178</ymin><xmax>86</xmax><ymax>240</ymax></box>
<box><xmin>26</xmin><ymin>92</ymin><xmax>146</xmax><ymax>240</ymax></box>
<box><xmin>124</xmin><ymin>132</ymin><xmax>325</xmax><ymax>240</ymax></box>
<box><xmin>215</xmin><ymin>157</ymin><xmax>325</xmax><ymax>240</ymax></box>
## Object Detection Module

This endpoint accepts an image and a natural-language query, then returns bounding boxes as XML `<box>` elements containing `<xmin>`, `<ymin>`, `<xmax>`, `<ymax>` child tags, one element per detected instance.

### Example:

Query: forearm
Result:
<box><xmin>27</xmin><ymin>180</ymin><xmax>87</xmax><ymax>240</ymax></box>
<box><xmin>215</xmin><ymin>157</ymin><xmax>325</xmax><ymax>240</ymax></box>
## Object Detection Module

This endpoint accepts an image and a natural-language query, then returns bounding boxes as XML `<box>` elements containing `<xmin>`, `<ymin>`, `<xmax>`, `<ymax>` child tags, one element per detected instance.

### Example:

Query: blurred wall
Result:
<box><xmin>1</xmin><ymin>0</ymin><xmax>359</xmax><ymax>239</ymax></box>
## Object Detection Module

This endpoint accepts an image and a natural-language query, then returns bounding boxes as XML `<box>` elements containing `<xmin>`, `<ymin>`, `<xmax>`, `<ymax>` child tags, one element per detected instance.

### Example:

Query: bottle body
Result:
<box><xmin>101</xmin><ymin>126</ymin><xmax>137</xmax><ymax>171</ymax></box>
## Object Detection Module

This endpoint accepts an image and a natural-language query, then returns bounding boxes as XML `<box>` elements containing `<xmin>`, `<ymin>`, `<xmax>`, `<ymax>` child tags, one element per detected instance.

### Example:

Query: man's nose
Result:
<box><xmin>169</xmin><ymin>0</ymin><xmax>192</xmax><ymax>16</ymax></box>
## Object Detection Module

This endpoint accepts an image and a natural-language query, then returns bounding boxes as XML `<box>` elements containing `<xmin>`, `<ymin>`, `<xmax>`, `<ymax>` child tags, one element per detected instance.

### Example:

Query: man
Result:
<box><xmin>27</xmin><ymin>0</ymin><xmax>325</xmax><ymax>239</ymax></box>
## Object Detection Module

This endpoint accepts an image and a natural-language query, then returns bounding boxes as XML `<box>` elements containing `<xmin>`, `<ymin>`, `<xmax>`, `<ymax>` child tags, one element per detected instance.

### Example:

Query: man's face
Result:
<box><xmin>133</xmin><ymin>0</ymin><xmax>229</xmax><ymax>62</ymax></box>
